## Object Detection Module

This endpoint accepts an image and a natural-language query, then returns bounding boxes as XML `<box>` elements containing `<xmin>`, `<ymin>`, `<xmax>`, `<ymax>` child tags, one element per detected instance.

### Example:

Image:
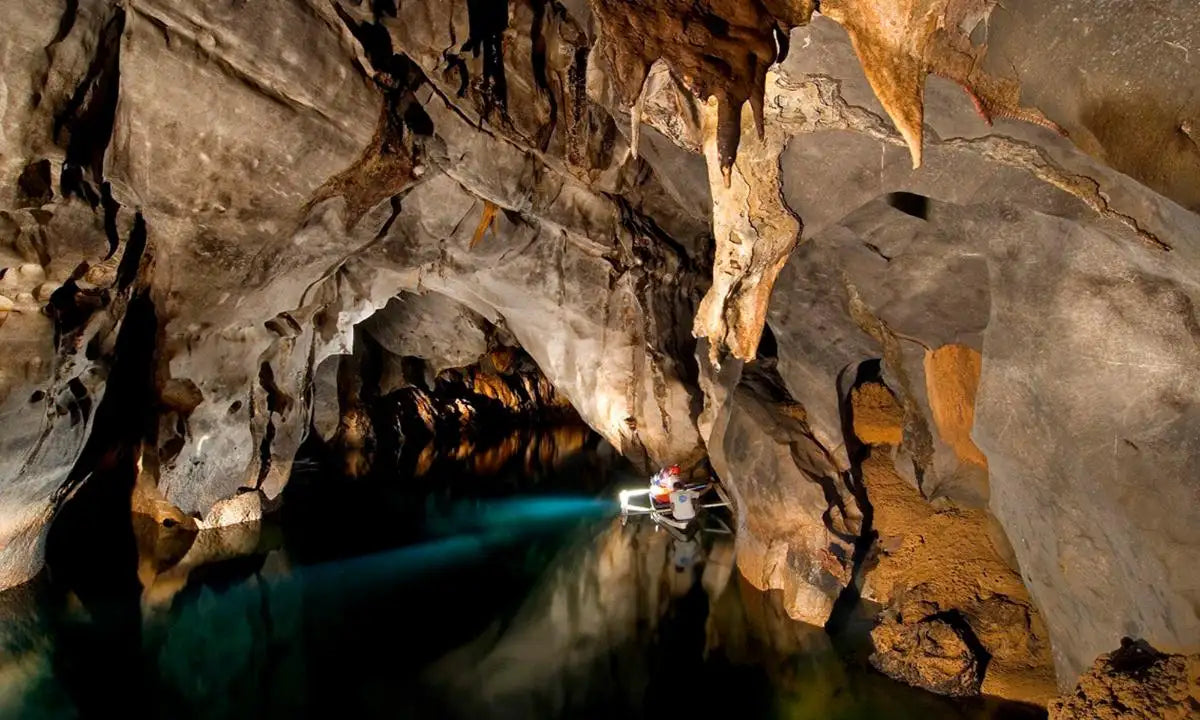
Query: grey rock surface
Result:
<box><xmin>974</xmin><ymin>205</ymin><xmax>1200</xmax><ymax>683</ymax></box>
<box><xmin>360</xmin><ymin>292</ymin><xmax>490</xmax><ymax>377</ymax></box>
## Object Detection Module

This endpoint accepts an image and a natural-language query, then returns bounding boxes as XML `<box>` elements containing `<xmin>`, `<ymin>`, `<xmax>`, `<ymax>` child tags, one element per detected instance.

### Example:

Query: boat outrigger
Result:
<box><xmin>618</xmin><ymin>464</ymin><xmax>734</xmax><ymax>541</ymax></box>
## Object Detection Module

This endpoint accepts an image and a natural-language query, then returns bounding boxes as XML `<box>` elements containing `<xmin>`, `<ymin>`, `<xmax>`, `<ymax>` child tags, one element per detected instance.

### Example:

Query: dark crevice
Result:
<box><xmin>257</xmin><ymin>417</ymin><xmax>276</xmax><ymax>488</ymax></box>
<box><xmin>256</xmin><ymin>361</ymin><xmax>293</xmax><ymax>487</ymax></box>
<box><xmin>24</xmin><ymin>216</ymin><xmax>55</xmax><ymax>267</ymax></box>
<box><xmin>773</xmin><ymin>25</ymin><xmax>791</xmax><ymax>64</ymax></box>
<box><xmin>564</xmin><ymin>45</ymin><xmax>590</xmax><ymax>166</ymax></box>
<box><xmin>65</xmin><ymin>377</ymin><xmax>92</xmax><ymax>427</ymax></box>
<box><xmin>811</xmin><ymin>471</ymin><xmax>858</xmax><ymax>546</ymax></box>
<box><xmin>885</xmin><ymin>191</ymin><xmax>930</xmax><ymax>220</ymax></box>
<box><xmin>57</xmin><ymin>7</ymin><xmax>125</xmax><ymax>204</ymax></box>
<box><xmin>462</xmin><ymin>0</ymin><xmax>511</xmax><ymax>119</ymax></box>
<box><xmin>374</xmin><ymin>194</ymin><xmax>405</xmax><ymax>240</ymax></box>
<box><xmin>160</xmin><ymin>435</ymin><xmax>185</xmax><ymax>464</ymax></box>
<box><xmin>824</xmin><ymin>359</ymin><xmax>883</xmax><ymax>636</ymax></box>
<box><xmin>530</xmin><ymin>0</ymin><xmax>550</xmax><ymax>95</ymax></box>
<box><xmin>115</xmin><ymin>212</ymin><xmax>147</xmax><ymax>290</ymax></box>
<box><xmin>333</xmin><ymin>3</ymin><xmax>405</xmax><ymax>82</ymax></box>
<box><xmin>59</xmin><ymin>163</ymin><xmax>99</xmax><ymax>207</ymax></box>
<box><xmin>46</xmin><ymin>277</ymin><xmax>108</xmax><ymax>350</ymax></box>
<box><xmin>264</xmin><ymin>311</ymin><xmax>303</xmax><ymax>338</ymax></box>
<box><xmin>370</xmin><ymin>0</ymin><xmax>397</xmax><ymax>18</ymax></box>
<box><xmin>756</xmin><ymin>321</ymin><xmax>779</xmax><ymax>361</ymax></box>
<box><xmin>100</xmin><ymin>182</ymin><xmax>121</xmax><ymax>257</ymax></box>
<box><xmin>447</xmin><ymin>53</ymin><xmax>471</xmax><ymax>98</ymax></box>
<box><xmin>258</xmin><ymin>362</ymin><xmax>291</xmax><ymax>416</ymax></box>
<box><xmin>48</xmin><ymin>0</ymin><xmax>80</xmax><ymax>49</ymax></box>
<box><xmin>863</xmin><ymin>242</ymin><xmax>892</xmax><ymax>262</ymax></box>
<box><xmin>925</xmin><ymin>609</ymin><xmax>992</xmax><ymax>681</ymax></box>
<box><xmin>17</xmin><ymin>159</ymin><xmax>54</xmax><ymax>206</ymax></box>
<box><xmin>44</xmin><ymin>290</ymin><xmax>160</xmax><ymax>719</ymax></box>
<box><xmin>336</xmin><ymin>332</ymin><xmax>386</xmax><ymax>477</ymax></box>
<box><xmin>611</xmin><ymin>195</ymin><xmax>698</xmax><ymax>274</ymax></box>
<box><xmin>331</xmin><ymin>1</ymin><xmax>433</xmax><ymax>136</ymax></box>
<box><xmin>529</xmin><ymin>0</ymin><xmax>556</xmax><ymax>151</ymax></box>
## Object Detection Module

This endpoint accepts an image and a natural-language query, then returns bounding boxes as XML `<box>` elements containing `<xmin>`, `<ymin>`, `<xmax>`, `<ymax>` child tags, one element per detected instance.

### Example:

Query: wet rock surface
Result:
<box><xmin>0</xmin><ymin>0</ymin><xmax>1197</xmax><ymax>704</ymax></box>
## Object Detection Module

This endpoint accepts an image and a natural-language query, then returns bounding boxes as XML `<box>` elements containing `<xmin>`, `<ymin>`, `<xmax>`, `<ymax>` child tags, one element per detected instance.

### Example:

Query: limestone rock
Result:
<box><xmin>360</xmin><ymin>292</ymin><xmax>490</xmax><ymax>377</ymax></box>
<box><xmin>973</xmin><ymin>203</ymin><xmax>1200</xmax><ymax>683</ymax></box>
<box><xmin>857</xmin><ymin>447</ymin><xmax>1055</xmax><ymax>705</ymax></box>
<box><xmin>765</xmin><ymin>110</ymin><xmax>1200</xmax><ymax>681</ymax></box>
<box><xmin>922</xmin><ymin>344</ymin><xmax>988</xmax><ymax>475</ymax></box>
<box><xmin>818</xmin><ymin>0</ymin><xmax>1061</xmax><ymax>169</ymax></box>
<box><xmin>0</xmin><ymin>4</ymin><xmax>1196</xmax><ymax>706</ymax></box>
<box><xmin>870</xmin><ymin>610</ymin><xmax>984</xmax><ymax>697</ymax></box>
<box><xmin>706</xmin><ymin>365</ymin><xmax>860</xmax><ymax>626</ymax></box>
<box><xmin>201</xmin><ymin>490</ymin><xmax>263</xmax><ymax>529</ymax></box>
<box><xmin>1049</xmin><ymin>639</ymin><xmax>1200</xmax><ymax>720</ymax></box>
<box><xmin>850</xmin><ymin>382</ymin><xmax>903</xmax><ymax>447</ymax></box>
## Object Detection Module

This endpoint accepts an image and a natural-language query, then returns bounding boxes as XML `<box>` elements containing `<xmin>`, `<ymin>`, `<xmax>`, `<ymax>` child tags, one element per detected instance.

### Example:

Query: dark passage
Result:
<box><xmin>885</xmin><ymin>192</ymin><xmax>931</xmax><ymax>220</ymax></box>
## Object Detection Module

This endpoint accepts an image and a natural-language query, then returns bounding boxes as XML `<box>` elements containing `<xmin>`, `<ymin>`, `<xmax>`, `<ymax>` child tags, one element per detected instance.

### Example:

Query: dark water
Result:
<box><xmin>0</xmin><ymin>428</ymin><xmax>1045</xmax><ymax>719</ymax></box>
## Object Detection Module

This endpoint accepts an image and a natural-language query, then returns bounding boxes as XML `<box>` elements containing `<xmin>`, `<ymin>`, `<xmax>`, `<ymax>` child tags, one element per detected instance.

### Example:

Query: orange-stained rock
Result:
<box><xmin>861</xmin><ymin>452</ymin><xmax>1056</xmax><ymax>705</ymax></box>
<box><xmin>924</xmin><ymin>344</ymin><xmax>988</xmax><ymax>470</ymax></box>
<box><xmin>1049</xmin><ymin>639</ymin><xmax>1200</xmax><ymax>720</ymax></box>
<box><xmin>851</xmin><ymin>382</ymin><xmax>904</xmax><ymax>446</ymax></box>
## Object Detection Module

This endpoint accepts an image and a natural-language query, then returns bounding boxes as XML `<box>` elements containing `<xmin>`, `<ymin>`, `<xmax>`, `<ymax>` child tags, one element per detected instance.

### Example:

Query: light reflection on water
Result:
<box><xmin>0</xmin><ymin>432</ymin><xmax>1044</xmax><ymax>719</ymax></box>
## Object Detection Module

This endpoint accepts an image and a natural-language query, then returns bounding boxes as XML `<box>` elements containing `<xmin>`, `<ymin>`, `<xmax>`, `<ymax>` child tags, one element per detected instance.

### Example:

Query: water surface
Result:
<box><xmin>0</xmin><ymin>428</ymin><xmax>1045</xmax><ymax>719</ymax></box>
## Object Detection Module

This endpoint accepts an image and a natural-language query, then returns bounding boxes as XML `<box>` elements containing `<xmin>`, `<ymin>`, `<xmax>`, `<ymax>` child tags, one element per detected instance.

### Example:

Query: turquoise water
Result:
<box><xmin>0</xmin><ymin>433</ymin><xmax>1045</xmax><ymax>719</ymax></box>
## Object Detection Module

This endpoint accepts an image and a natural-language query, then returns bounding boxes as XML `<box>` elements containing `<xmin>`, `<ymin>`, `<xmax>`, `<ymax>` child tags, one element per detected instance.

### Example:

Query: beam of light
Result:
<box><xmin>424</xmin><ymin>496</ymin><xmax>619</xmax><ymax>538</ymax></box>
<box><xmin>147</xmin><ymin>495</ymin><xmax>622</xmax><ymax>629</ymax></box>
<box><xmin>294</xmin><ymin>533</ymin><xmax>498</xmax><ymax>597</ymax></box>
<box><xmin>282</xmin><ymin>495</ymin><xmax>620</xmax><ymax>598</ymax></box>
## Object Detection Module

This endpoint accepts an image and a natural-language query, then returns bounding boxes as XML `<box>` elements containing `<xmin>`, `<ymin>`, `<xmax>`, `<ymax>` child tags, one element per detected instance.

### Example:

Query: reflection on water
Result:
<box><xmin>411</xmin><ymin>423</ymin><xmax>594</xmax><ymax>479</ymax></box>
<box><xmin>0</xmin><ymin>430</ymin><xmax>1045</xmax><ymax>719</ymax></box>
<box><xmin>418</xmin><ymin>521</ymin><xmax>1041</xmax><ymax>720</ymax></box>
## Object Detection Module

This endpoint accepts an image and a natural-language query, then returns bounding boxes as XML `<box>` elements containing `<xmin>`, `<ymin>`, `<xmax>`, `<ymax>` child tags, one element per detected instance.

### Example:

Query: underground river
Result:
<box><xmin>0</xmin><ymin>426</ymin><xmax>1045</xmax><ymax>719</ymax></box>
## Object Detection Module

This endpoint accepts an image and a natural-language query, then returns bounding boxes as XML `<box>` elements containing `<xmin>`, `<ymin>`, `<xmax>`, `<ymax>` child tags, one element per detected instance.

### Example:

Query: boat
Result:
<box><xmin>618</xmin><ymin>467</ymin><xmax>735</xmax><ymax>541</ymax></box>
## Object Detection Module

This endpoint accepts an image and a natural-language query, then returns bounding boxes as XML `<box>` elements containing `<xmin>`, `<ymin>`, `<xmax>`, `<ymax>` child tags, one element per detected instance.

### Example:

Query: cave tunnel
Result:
<box><xmin>0</xmin><ymin>0</ymin><xmax>1197</xmax><ymax>718</ymax></box>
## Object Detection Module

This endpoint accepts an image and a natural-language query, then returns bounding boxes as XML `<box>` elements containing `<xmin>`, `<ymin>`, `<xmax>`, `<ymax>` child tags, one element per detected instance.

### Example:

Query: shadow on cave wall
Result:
<box><xmin>42</xmin><ymin>291</ymin><xmax>159</xmax><ymax>719</ymax></box>
<box><xmin>822</xmin><ymin>358</ymin><xmax>884</xmax><ymax>638</ymax></box>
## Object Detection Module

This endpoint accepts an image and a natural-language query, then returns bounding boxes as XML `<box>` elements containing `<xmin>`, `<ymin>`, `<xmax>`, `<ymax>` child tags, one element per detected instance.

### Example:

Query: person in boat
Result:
<box><xmin>651</xmin><ymin>464</ymin><xmax>684</xmax><ymax>505</ymax></box>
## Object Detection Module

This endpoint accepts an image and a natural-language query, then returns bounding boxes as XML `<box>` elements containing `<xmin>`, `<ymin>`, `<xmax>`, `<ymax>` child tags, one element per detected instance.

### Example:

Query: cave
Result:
<box><xmin>0</xmin><ymin>1</ymin><xmax>1197</xmax><ymax>718</ymax></box>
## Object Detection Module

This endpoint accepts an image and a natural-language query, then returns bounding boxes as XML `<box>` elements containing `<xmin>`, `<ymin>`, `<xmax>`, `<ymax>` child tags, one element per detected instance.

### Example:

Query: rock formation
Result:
<box><xmin>0</xmin><ymin>0</ymin><xmax>1197</xmax><ymax>706</ymax></box>
<box><xmin>1049</xmin><ymin>638</ymin><xmax>1200</xmax><ymax>720</ymax></box>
